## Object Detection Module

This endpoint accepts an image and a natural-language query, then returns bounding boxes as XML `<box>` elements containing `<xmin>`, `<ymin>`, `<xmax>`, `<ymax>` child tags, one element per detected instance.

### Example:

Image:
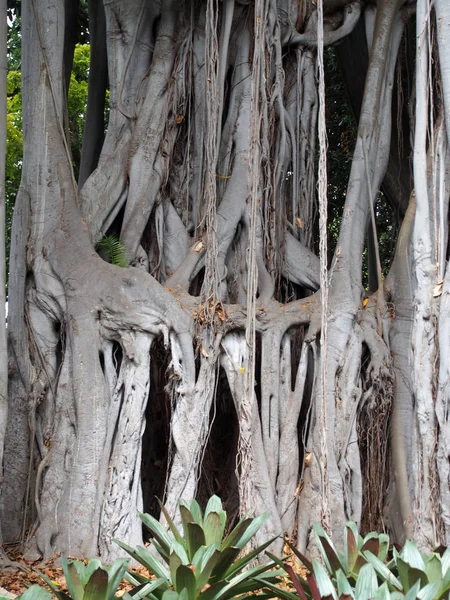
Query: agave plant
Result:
<box><xmin>268</xmin><ymin>522</ymin><xmax>450</xmax><ymax>600</ymax></box>
<box><xmin>36</xmin><ymin>556</ymin><xmax>129</xmax><ymax>599</ymax></box>
<box><xmin>115</xmin><ymin>495</ymin><xmax>284</xmax><ymax>600</ymax></box>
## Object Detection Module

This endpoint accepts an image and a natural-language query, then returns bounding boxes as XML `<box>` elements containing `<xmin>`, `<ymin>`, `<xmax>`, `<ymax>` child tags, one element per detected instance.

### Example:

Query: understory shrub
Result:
<box><xmin>5</xmin><ymin>498</ymin><xmax>450</xmax><ymax>599</ymax></box>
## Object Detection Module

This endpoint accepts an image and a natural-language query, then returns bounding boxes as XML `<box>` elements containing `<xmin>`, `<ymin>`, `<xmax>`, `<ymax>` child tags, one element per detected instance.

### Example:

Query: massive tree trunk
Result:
<box><xmin>2</xmin><ymin>0</ymin><xmax>450</xmax><ymax>559</ymax></box>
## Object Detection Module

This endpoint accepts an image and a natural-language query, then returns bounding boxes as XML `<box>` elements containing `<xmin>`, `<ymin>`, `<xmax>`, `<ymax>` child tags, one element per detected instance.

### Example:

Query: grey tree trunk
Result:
<box><xmin>2</xmin><ymin>0</ymin><xmax>450</xmax><ymax>559</ymax></box>
<box><xmin>0</xmin><ymin>0</ymin><xmax>7</xmax><ymax>547</ymax></box>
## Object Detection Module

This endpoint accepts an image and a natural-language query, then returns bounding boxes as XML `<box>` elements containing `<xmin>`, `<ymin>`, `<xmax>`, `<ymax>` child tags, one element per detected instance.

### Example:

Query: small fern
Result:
<box><xmin>96</xmin><ymin>234</ymin><xmax>129</xmax><ymax>267</ymax></box>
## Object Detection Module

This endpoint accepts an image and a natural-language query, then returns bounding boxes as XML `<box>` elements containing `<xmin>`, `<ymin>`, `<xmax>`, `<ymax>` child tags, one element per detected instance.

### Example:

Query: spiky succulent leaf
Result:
<box><xmin>105</xmin><ymin>558</ymin><xmax>130</xmax><ymax>598</ymax></box>
<box><xmin>182</xmin><ymin>499</ymin><xmax>202</xmax><ymax>525</ymax></box>
<box><xmin>220</xmin><ymin>518</ymin><xmax>254</xmax><ymax>549</ymax></box>
<box><xmin>34</xmin><ymin>569</ymin><xmax>72</xmax><ymax>600</ymax></box>
<box><xmin>363</xmin><ymin>550</ymin><xmax>402</xmax><ymax>591</ymax></box>
<box><xmin>372</xmin><ymin>582</ymin><xmax>391</xmax><ymax>600</ymax></box>
<box><xmin>344</xmin><ymin>522</ymin><xmax>359</xmax><ymax>573</ymax></box>
<box><xmin>377</xmin><ymin>534</ymin><xmax>390</xmax><ymax>564</ymax></box>
<box><xmin>175</xmin><ymin>565</ymin><xmax>196</xmax><ymax>600</ymax></box>
<box><xmin>204</xmin><ymin>496</ymin><xmax>223</xmax><ymax>517</ymax></box>
<box><xmin>231</xmin><ymin>513</ymin><xmax>269</xmax><ymax>550</ymax></box>
<box><xmin>209</xmin><ymin>547</ymin><xmax>241</xmax><ymax>581</ymax></box>
<box><xmin>162</xmin><ymin>591</ymin><xmax>180</xmax><ymax>600</ymax></box>
<box><xmin>62</xmin><ymin>558</ymin><xmax>85</xmax><ymax>600</ymax></box>
<box><xmin>224</xmin><ymin>537</ymin><xmax>278</xmax><ymax>578</ymax></box>
<box><xmin>354</xmin><ymin>563</ymin><xmax>379</xmax><ymax>600</ymax></box>
<box><xmin>186</xmin><ymin>522</ymin><xmax>206</xmax><ymax>560</ymax></box>
<box><xmin>139</xmin><ymin>513</ymin><xmax>173</xmax><ymax>556</ymax></box>
<box><xmin>312</xmin><ymin>560</ymin><xmax>338</xmax><ymax>600</ymax></box>
<box><xmin>83</xmin><ymin>568</ymin><xmax>109</xmax><ymax>600</ymax></box>
<box><xmin>19</xmin><ymin>587</ymin><xmax>55</xmax><ymax>600</ymax></box>
<box><xmin>401</xmin><ymin>540</ymin><xmax>426</xmax><ymax>572</ymax></box>
<box><xmin>127</xmin><ymin>578</ymin><xmax>168</xmax><ymax>600</ymax></box>
<box><xmin>114</xmin><ymin>539</ymin><xmax>171</xmax><ymax>583</ymax></box>
<box><xmin>424</xmin><ymin>554</ymin><xmax>442</xmax><ymax>583</ymax></box>
<box><xmin>416</xmin><ymin>580</ymin><xmax>441</xmax><ymax>600</ymax></box>
<box><xmin>203</xmin><ymin>512</ymin><xmax>225</xmax><ymax>547</ymax></box>
<box><xmin>251</xmin><ymin>577</ymin><xmax>300</xmax><ymax>600</ymax></box>
<box><xmin>157</xmin><ymin>499</ymin><xmax>185</xmax><ymax>546</ymax></box>
<box><xmin>284</xmin><ymin>539</ymin><xmax>313</xmax><ymax>573</ymax></box>
<box><xmin>171</xmin><ymin>541</ymin><xmax>190</xmax><ymax>565</ymax></box>
<box><xmin>396</xmin><ymin>556</ymin><xmax>427</xmax><ymax>592</ymax></box>
<box><xmin>313</xmin><ymin>523</ymin><xmax>344</xmax><ymax>575</ymax></box>
<box><xmin>441</xmin><ymin>548</ymin><xmax>450</xmax><ymax>574</ymax></box>
<box><xmin>336</xmin><ymin>569</ymin><xmax>354</xmax><ymax>598</ymax></box>
<box><xmin>170</xmin><ymin>550</ymin><xmax>183</xmax><ymax>587</ymax></box>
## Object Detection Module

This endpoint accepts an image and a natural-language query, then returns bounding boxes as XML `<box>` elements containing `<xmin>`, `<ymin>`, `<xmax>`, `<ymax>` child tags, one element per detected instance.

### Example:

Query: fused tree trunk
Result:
<box><xmin>0</xmin><ymin>0</ymin><xmax>6</xmax><ymax>547</ymax></box>
<box><xmin>2</xmin><ymin>0</ymin><xmax>450</xmax><ymax>560</ymax></box>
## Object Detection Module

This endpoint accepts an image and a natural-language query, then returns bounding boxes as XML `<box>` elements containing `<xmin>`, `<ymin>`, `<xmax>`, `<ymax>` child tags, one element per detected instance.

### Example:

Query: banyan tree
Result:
<box><xmin>2</xmin><ymin>0</ymin><xmax>450</xmax><ymax>560</ymax></box>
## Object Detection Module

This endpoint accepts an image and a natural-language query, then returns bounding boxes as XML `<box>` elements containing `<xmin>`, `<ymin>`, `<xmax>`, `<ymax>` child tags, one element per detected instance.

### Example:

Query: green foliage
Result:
<box><xmin>274</xmin><ymin>523</ymin><xmax>450</xmax><ymax>600</ymax></box>
<box><xmin>96</xmin><ymin>234</ymin><xmax>129</xmax><ymax>267</ymax></box>
<box><xmin>115</xmin><ymin>495</ymin><xmax>284</xmax><ymax>600</ymax></box>
<box><xmin>11</xmin><ymin>586</ymin><xmax>53</xmax><ymax>599</ymax></box>
<box><xmin>36</xmin><ymin>556</ymin><xmax>129</xmax><ymax>600</ymax></box>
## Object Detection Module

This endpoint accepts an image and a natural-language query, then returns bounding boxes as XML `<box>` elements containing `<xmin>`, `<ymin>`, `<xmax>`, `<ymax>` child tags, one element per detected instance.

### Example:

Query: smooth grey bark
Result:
<box><xmin>0</xmin><ymin>0</ymin><xmax>7</xmax><ymax>545</ymax></box>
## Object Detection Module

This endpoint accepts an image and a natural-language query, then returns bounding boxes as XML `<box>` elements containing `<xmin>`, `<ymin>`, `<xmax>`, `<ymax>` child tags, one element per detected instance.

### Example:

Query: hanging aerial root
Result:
<box><xmin>358</xmin><ymin>323</ymin><xmax>394</xmax><ymax>533</ymax></box>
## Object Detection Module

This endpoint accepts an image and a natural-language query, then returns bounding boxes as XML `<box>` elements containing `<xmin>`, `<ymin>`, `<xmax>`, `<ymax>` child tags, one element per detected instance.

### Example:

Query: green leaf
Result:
<box><xmin>251</xmin><ymin>577</ymin><xmax>299</xmax><ymax>600</ymax></box>
<box><xmin>377</xmin><ymin>534</ymin><xmax>390</xmax><ymax>564</ymax></box>
<box><xmin>83</xmin><ymin>568</ymin><xmax>109</xmax><ymax>600</ymax></box>
<box><xmin>204</xmin><ymin>496</ymin><xmax>223</xmax><ymax>518</ymax></box>
<box><xmin>425</xmin><ymin>554</ymin><xmax>442</xmax><ymax>583</ymax></box>
<box><xmin>34</xmin><ymin>569</ymin><xmax>71</xmax><ymax>599</ymax></box>
<box><xmin>191</xmin><ymin>546</ymin><xmax>206</xmax><ymax>574</ymax></box>
<box><xmin>441</xmin><ymin>548</ymin><xmax>450</xmax><ymax>574</ymax></box>
<box><xmin>203</xmin><ymin>512</ymin><xmax>225</xmax><ymax>546</ymax></box>
<box><xmin>313</xmin><ymin>523</ymin><xmax>344</xmax><ymax>575</ymax></box>
<box><xmin>401</xmin><ymin>541</ymin><xmax>426</xmax><ymax>573</ymax></box>
<box><xmin>209</xmin><ymin>547</ymin><xmax>241</xmax><ymax>581</ymax></box>
<box><xmin>396</xmin><ymin>556</ymin><xmax>427</xmax><ymax>592</ymax></box>
<box><xmin>284</xmin><ymin>539</ymin><xmax>313</xmax><ymax>572</ymax></box>
<box><xmin>312</xmin><ymin>560</ymin><xmax>338</xmax><ymax>600</ymax></box>
<box><xmin>221</xmin><ymin>518</ymin><xmax>254</xmax><ymax>550</ymax></box>
<box><xmin>417</xmin><ymin>580</ymin><xmax>441</xmax><ymax>600</ymax></box>
<box><xmin>336</xmin><ymin>569</ymin><xmax>354</xmax><ymax>598</ymax></box>
<box><xmin>175</xmin><ymin>565</ymin><xmax>196</xmax><ymax>600</ymax></box>
<box><xmin>235</xmin><ymin>513</ymin><xmax>270</xmax><ymax>549</ymax></box>
<box><xmin>372</xmin><ymin>582</ymin><xmax>392</xmax><ymax>600</ymax></box>
<box><xmin>179</xmin><ymin>505</ymin><xmax>198</xmax><ymax>539</ymax></box>
<box><xmin>127</xmin><ymin>578</ymin><xmax>168</xmax><ymax>600</ymax></box>
<box><xmin>158</xmin><ymin>499</ymin><xmax>185</xmax><ymax>546</ymax></box>
<box><xmin>162</xmin><ymin>591</ymin><xmax>180</xmax><ymax>600</ymax></box>
<box><xmin>139</xmin><ymin>513</ymin><xmax>173</xmax><ymax>556</ymax></box>
<box><xmin>114</xmin><ymin>539</ymin><xmax>171</xmax><ymax>582</ymax></box>
<box><xmin>225</xmin><ymin>537</ymin><xmax>279</xmax><ymax>578</ymax></box>
<box><xmin>84</xmin><ymin>559</ymin><xmax>103</xmax><ymax>584</ymax></box>
<box><xmin>402</xmin><ymin>581</ymin><xmax>421</xmax><ymax>600</ymax></box>
<box><xmin>210</xmin><ymin>563</ymin><xmax>282</xmax><ymax>600</ymax></box>
<box><xmin>199</xmin><ymin>543</ymin><xmax>221</xmax><ymax>572</ymax></box>
<box><xmin>97</xmin><ymin>234</ymin><xmax>129</xmax><ymax>267</ymax></box>
<box><xmin>363</xmin><ymin>550</ymin><xmax>403</xmax><ymax>591</ymax></box>
<box><xmin>106</xmin><ymin>558</ymin><xmax>129</xmax><ymax>597</ymax></box>
<box><xmin>354</xmin><ymin>563</ymin><xmax>379</xmax><ymax>600</ymax></box>
<box><xmin>170</xmin><ymin>549</ymin><xmax>183</xmax><ymax>585</ymax></box>
<box><xmin>344</xmin><ymin>523</ymin><xmax>359</xmax><ymax>573</ymax></box>
<box><xmin>171</xmin><ymin>540</ymin><xmax>190</xmax><ymax>565</ymax></box>
<box><xmin>62</xmin><ymin>558</ymin><xmax>85</xmax><ymax>600</ymax></box>
<box><xmin>186</xmin><ymin>522</ymin><xmax>206</xmax><ymax>560</ymax></box>
<box><xmin>19</xmin><ymin>586</ymin><xmax>54</xmax><ymax>600</ymax></box>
